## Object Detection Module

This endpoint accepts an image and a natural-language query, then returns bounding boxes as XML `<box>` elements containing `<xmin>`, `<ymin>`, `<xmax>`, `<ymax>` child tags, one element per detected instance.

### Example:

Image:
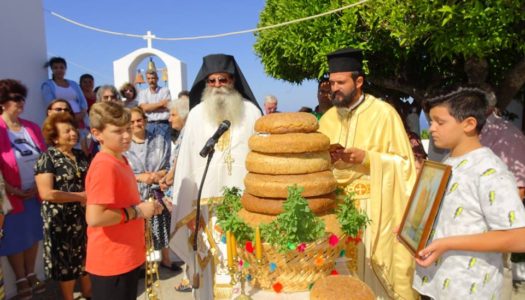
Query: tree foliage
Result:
<box><xmin>254</xmin><ymin>0</ymin><xmax>525</xmax><ymax>108</ymax></box>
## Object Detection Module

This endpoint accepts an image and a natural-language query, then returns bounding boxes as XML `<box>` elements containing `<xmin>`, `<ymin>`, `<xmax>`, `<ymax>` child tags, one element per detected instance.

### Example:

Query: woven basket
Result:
<box><xmin>238</xmin><ymin>234</ymin><xmax>358</xmax><ymax>292</ymax></box>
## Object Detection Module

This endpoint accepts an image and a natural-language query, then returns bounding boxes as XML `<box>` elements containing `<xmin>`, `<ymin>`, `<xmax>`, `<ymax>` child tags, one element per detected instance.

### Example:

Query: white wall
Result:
<box><xmin>0</xmin><ymin>0</ymin><xmax>48</xmax><ymax>125</ymax></box>
<box><xmin>113</xmin><ymin>47</ymin><xmax>187</xmax><ymax>98</ymax></box>
<box><xmin>0</xmin><ymin>1</ymin><xmax>47</xmax><ymax>298</ymax></box>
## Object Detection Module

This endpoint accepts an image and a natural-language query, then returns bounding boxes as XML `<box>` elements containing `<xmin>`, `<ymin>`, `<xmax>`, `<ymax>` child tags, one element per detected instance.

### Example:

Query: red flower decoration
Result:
<box><xmin>328</xmin><ymin>234</ymin><xmax>339</xmax><ymax>247</ymax></box>
<box><xmin>330</xmin><ymin>269</ymin><xmax>339</xmax><ymax>275</ymax></box>
<box><xmin>245</xmin><ymin>241</ymin><xmax>254</xmax><ymax>253</ymax></box>
<box><xmin>273</xmin><ymin>282</ymin><xmax>283</xmax><ymax>293</ymax></box>
<box><xmin>239</xmin><ymin>259</ymin><xmax>244</xmax><ymax>267</ymax></box>
<box><xmin>296</xmin><ymin>243</ymin><xmax>307</xmax><ymax>253</ymax></box>
<box><xmin>347</xmin><ymin>236</ymin><xmax>362</xmax><ymax>245</ymax></box>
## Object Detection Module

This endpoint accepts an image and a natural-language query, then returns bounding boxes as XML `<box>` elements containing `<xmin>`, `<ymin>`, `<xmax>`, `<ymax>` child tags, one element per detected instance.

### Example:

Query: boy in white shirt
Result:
<box><xmin>413</xmin><ymin>87</ymin><xmax>525</xmax><ymax>299</ymax></box>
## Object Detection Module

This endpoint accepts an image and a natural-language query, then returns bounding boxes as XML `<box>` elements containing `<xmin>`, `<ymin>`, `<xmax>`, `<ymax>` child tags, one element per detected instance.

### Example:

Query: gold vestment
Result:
<box><xmin>319</xmin><ymin>94</ymin><xmax>417</xmax><ymax>300</ymax></box>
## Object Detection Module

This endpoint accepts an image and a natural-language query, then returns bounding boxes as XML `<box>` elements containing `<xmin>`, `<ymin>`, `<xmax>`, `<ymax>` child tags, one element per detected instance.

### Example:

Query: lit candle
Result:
<box><xmin>255</xmin><ymin>226</ymin><xmax>262</xmax><ymax>260</ymax></box>
<box><xmin>226</xmin><ymin>231</ymin><xmax>233</xmax><ymax>268</ymax></box>
<box><xmin>231</xmin><ymin>233</ymin><xmax>238</xmax><ymax>259</ymax></box>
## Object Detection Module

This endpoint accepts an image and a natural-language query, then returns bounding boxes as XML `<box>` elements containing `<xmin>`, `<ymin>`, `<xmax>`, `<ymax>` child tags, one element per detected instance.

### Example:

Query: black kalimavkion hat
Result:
<box><xmin>327</xmin><ymin>48</ymin><xmax>364</xmax><ymax>73</ymax></box>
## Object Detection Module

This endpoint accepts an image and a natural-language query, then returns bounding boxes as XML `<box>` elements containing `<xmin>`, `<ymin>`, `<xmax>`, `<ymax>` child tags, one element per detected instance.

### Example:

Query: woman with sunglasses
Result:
<box><xmin>35</xmin><ymin>113</ymin><xmax>91</xmax><ymax>300</ymax></box>
<box><xmin>46</xmin><ymin>99</ymin><xmax>74</xmax><ymax>116</ymax></box>
<box><xmin>46</xmin><ymin>99</ymin><xmax>90</xmax><ymax>156</ymax></box>
<box><xmin>0</xmin><ymin>79</ymin><xmax>46</xmax><ymax>300</ymax></box>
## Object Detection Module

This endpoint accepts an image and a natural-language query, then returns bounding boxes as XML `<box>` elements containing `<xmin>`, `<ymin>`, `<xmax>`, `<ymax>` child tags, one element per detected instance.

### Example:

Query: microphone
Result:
<box><xmin>199</xmin><ymin>120</ymin><xmax>231</xmax><ymax>157</ymax></box>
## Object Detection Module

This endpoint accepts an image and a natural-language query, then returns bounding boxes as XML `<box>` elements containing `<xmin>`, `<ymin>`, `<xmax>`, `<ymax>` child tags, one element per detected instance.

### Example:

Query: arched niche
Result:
<box><xmin>113</xmin><ymin>47</ymin><xmax>187</xmax><ymax>98</ymax></box>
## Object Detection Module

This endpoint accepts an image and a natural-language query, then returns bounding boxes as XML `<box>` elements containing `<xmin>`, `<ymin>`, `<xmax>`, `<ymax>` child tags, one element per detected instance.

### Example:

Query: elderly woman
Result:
<box><xmin>125</xmin><ymin>107</ymin><xmax>178</xmax><ymax>271</ymax></box>
<box><xmin>34</xmin><ymin>113</ymin><xmax>91</xmax><ymax>300</ymax></box>
<box><xmin>0</xmin><ymin>79</ymin><xmax>46</xmax><ymax>300</ymax></box>
<box><xmin>159</xmin><ymin>99</ymin><xmax>190</xmax><ymax>191</ymax></box>
<box><xmin>41</xmin><ymin>57</ymin><xmax>89</xmax><ymax>129</ymax></box>
<box><xmin>119</xmin><ymin>82</ymin><xmax>138</xmax><ymax>108</ymax></box>
<box><xmin>96</xmin><ymin>85</ymin><xmax>120</xmax><ymax>103</ymax></box>
<box><xmin>160</xmin><ymin>99</ymin><xmax>190</xmax><ymax>291</ymax></box>
<box><xmin>46</xmin><ymin>99</ymin><xmax>91</xmax><ymax>156</ymax></box>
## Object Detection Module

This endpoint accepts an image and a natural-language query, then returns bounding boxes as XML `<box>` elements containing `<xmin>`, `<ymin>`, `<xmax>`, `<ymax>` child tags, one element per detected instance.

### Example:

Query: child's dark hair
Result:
<box><xmin>423</xmin><ymin>86</ymin><xmax>489</xmax><ymax>133</ymax></box>
<box><xmin>45</xmin><ymin>57</ymin><xmax>67</xmax><ymax>68</ymax></box>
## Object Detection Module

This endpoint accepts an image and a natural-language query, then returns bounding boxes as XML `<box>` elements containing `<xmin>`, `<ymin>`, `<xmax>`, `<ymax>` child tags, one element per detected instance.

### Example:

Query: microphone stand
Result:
<box><xmin>192</xmin><ymin>147</ymin><xmax>215</xmax><ymax>289</ymax></box>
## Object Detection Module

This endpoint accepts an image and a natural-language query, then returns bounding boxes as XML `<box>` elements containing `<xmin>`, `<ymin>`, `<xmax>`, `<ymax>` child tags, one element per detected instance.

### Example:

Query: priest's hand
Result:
<box><xmin>329</xmin><ymin>143</ymin><xmax>345</xmax><ymax>163</ymax></box>
<box><xmin>340</xmin><ymin>147</ymin><xmax>366</xmax><ymax>164</ymax></box>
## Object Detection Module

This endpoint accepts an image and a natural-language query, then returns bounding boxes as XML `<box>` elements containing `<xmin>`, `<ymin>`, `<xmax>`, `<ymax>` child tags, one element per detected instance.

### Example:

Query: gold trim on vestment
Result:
<box><xmin>344</xmin><ymin>179</ymin><xmax>371</xmax><ymax>200</ymax></box>
<box><xmin>171</xmin><ymin>197</ymin><xmax>225</xmax><ymax>271</ymax></box>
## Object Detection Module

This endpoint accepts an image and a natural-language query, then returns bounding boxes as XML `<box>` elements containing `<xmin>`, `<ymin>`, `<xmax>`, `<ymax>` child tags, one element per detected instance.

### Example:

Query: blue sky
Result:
<box><xmin>43</xmin><ymin>0</ymin><xmax>319</xmax><ymax>112</ymax></box>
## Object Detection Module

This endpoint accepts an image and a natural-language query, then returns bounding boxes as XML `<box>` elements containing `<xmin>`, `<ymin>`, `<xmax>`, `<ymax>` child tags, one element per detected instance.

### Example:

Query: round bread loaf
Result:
<box><xmin>310</xmin><ymin>275</ymin><xmax>375</xmax><ymax>300</ymax></box>
<box><xmin>241</xmin><ymin>192</ymin><xmax>336</xmax><ymax>215</ymax></box>
<box><xmin>249</xmin><ymin>132</ymin><xmax>330</xmax><ymax>153</ymax></box>
<box><xmin>244</xmin><ymin>171</ymin><xmax>337</xmax><ymax>198</ymax></box>
<box><xmin>254</xmin><ymin>112</ymin><xmax>319</xmax><ymax>134</ymax></box>
<box><xmin>246</xmin><ymin>151</ymin><xmax>330</xmax><ymax>175</ymax></box>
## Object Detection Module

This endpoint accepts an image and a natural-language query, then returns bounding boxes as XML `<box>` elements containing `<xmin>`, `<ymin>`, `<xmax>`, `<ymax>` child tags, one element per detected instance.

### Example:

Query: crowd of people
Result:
<box><xmin>0</xmin><ymin>56</ymin><xmax>191</xmax><ymax>300</ymax></box>
<box><xmin>0</xmin><ymin>47</ymin><xmax>523</xmax><ymax>300</ymax></box>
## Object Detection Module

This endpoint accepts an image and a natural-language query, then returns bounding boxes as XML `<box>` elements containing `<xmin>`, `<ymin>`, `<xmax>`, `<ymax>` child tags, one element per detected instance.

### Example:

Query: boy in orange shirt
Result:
<box><xmin>85</xmin><ymin>102</ymin><xmax>161</xmax><ymax>300</ymax></box>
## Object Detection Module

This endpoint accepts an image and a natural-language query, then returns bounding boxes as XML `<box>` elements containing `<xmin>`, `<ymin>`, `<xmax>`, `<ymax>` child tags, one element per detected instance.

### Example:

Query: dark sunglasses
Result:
<box><xmin>206</xmin><ymin>77</ymin><xmax>229</xmax><ymax>85</ymax></box>
<box><xmin>50</xmin><ymin>107</ymin><xmax>71</xmax><ymax>113</ymax></box>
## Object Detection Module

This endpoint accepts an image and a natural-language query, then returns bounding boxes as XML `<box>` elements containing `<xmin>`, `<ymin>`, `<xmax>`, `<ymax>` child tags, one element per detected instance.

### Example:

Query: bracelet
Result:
<box><xmin>122</xmin><ymin>208</ymin><xmax>130</xmax><ymax>223</ymax></box>
<box><xmin>133</xmin><ymin>205</ymin><xmax>144</xmax><ymax>219</ymax></box>
<box><xmin>120</xmin><ymin>209</ymin><xmax>126</xmax><ymax>224</ymax></box>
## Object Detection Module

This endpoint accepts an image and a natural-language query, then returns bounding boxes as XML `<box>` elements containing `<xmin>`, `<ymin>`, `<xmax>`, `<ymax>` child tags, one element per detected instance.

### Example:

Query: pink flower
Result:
<box><xmin>296</xmin><ymin>243</ymin><xmax>307</xmax><ymax>253</ymax></box>
<box><xmin>328</xmin><ymin>234</ymin><xmax>339</xmax><ymax>247</ymax></box>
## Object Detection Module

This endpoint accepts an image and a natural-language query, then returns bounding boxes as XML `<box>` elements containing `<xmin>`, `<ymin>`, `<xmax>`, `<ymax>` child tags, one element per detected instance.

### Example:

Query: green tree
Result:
<box><xmin>254</xmin><ymin>0</ymin><xmax>525</xmax><ymax>109</ymax></box>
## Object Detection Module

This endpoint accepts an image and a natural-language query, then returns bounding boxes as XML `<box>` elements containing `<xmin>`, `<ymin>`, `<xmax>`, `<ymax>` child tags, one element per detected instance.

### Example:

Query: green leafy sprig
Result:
<box><xmin>216</xmin><ymin>187</ymin><xmax>253</xmax><ymax>243</ymax></box>
<box><xmin>260</xmin><ymin>185</ymin><xmax>326</xmax><ymax>252</ymax></box>
<box><xmin>336</xmin><ymin>193</ymin><xmax>370</xmax><ymax>237</ymax></box>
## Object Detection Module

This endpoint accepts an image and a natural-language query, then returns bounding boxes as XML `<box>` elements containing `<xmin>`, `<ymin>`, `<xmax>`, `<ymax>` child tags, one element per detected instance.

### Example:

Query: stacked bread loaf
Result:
<box><xmin>242</xmin><ymin>112</ymin><xmax>337</xmax><ymax>215</ymax></box>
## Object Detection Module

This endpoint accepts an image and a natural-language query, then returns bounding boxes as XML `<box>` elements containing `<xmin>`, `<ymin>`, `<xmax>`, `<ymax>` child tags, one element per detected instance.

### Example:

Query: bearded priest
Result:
<box><xmin>169</xmin><ymin>54</ymin><xmax>262</xmax><ymax>299</ymax></box>
<box><xmin>319</xmin><ymin>48</ymin><xmax>417</xmax><ymax>300</ymax></box>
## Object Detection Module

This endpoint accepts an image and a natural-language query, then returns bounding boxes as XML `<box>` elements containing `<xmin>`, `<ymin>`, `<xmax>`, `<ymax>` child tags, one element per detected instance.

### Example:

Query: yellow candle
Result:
<box><xmin>226</xmin><ymin>231</ymin><xmax>233</xmax><ymax>268</ymax></box>
<box><xmin>255</xmin><ymin>226</ymin><xmax>262</xmax><ymax>260</ymax></box>
<box><xmin>231</xmin><ymin>233</ymin><xmax>238</xmax><ymax>259</ymax></box>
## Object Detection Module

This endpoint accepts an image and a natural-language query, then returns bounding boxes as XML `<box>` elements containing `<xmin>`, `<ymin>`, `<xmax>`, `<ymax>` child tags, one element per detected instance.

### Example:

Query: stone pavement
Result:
<box><xmin>11</xmin><ymin>264</ymin><xmax>193</xmax><ymax>300</ymax></box>
<box><xmin>11</xmin><ymin>271</ymin><xmax>525</xmax><ymax>299</ymax></box>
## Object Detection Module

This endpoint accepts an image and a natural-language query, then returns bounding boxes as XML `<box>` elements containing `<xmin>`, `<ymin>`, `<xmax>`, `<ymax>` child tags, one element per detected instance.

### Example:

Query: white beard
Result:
<box><xmin>201</xmin><ymin>85</ymin><xmax>245</xmax><ymax>126</ymax></box>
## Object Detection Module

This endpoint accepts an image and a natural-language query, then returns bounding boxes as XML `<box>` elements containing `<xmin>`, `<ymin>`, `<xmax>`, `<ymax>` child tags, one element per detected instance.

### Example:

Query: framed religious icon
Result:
<box><xmin>398</xmin><ymin>160</ymin><xmax>452</xmax><ymax>256</ymax></box>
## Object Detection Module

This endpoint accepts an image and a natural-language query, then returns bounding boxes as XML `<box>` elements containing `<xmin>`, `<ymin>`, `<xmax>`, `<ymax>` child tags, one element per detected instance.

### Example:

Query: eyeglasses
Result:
<box><xmin>206</xmin><ymin>77</ymin><xmax>230</xmax><ymax>85</ymax></box>
<box><xmin>50</xmin><ymin>107</ymin><xmax>71</xmax><ymax>113</ymax></box>
<box><xmin>9</xmin><ymin>94</ymin><xmax>25</xmax><ymax>102</ymax></box>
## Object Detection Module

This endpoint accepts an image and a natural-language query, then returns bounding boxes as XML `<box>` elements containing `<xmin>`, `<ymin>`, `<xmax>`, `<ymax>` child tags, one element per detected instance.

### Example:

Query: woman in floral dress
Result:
<box><xmin>34</xmin><ymin>113</ymin><xmax>91</xmax><ymax>300</ymax></box>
